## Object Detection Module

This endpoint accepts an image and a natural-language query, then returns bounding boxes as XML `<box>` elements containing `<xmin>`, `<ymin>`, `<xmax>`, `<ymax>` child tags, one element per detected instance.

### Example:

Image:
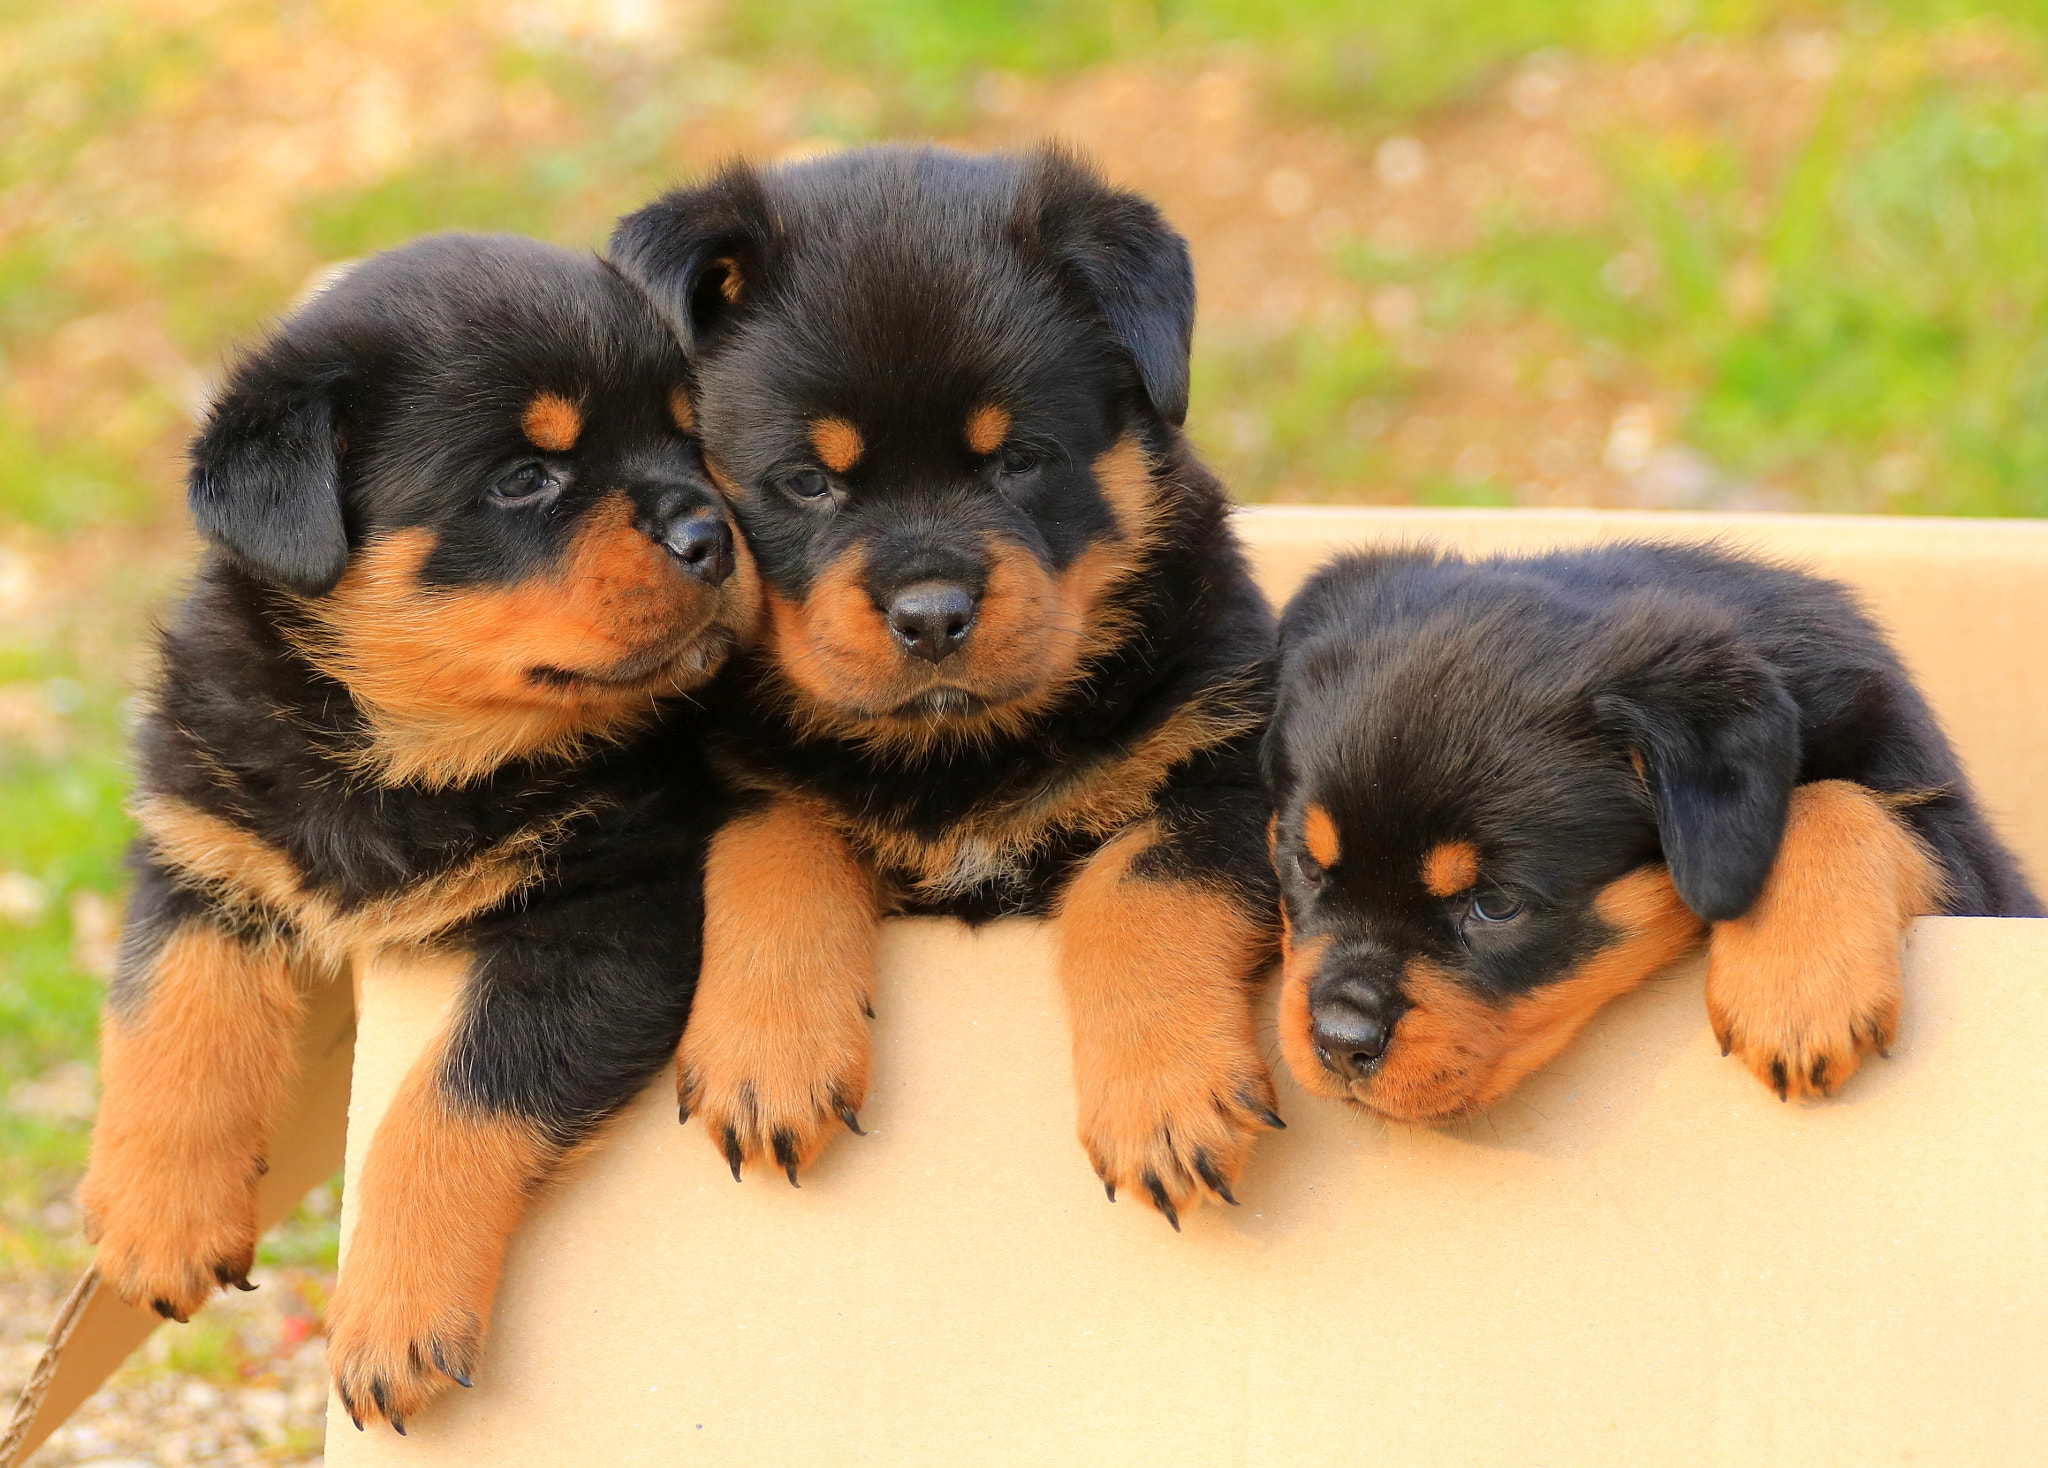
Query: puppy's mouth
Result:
<box><xmin>886</xmin><ymin>686</ymin><xmax>991</xmax><ymax>720</ymax></box>
<box><xmin>526</xmin><ymin>616</ymin><xmax>736</xmax><ymax>696</ymax></box>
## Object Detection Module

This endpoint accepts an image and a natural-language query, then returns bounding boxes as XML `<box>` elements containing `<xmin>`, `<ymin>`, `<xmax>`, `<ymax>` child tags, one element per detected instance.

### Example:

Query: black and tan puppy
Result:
<box><xmin>1266</xmin><ymin>541</ymin><xmax>2039</xmax><ymax>1123</ymax></box>
<box><xmin>78</xmin><ymin>233</ymin><xmax>757</xmax><ymax>1431</ymax></box>
<box><xmin>610</xmin><ymin>145</ymin><xmax>1282</xmax><ymax>1225</ymax></box>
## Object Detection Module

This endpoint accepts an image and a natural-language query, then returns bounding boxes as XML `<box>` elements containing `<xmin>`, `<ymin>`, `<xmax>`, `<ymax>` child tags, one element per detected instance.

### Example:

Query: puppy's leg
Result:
<box><xmin>80</xmin><ymin>861</ymin><xmax>304</xmax><ymax>1322</ymax></box>
<box><xmin>678</xmin><ymin>795</ymin><xmax>875</xmax><ymax>1182</ymax></box>
<box><xmin>1707</xmin><ymin>780</ymin><xmax>1940</xmax><ymax>1101</ymax></box>
<box><xmin>326</xmin><ymin>883</ymin><xmax>698</xmax><ymax>1432</ymax></box>
<box><xmin>1056</xmin><ymin>816</ymin><xmax>1280</xmax><ymax>1229</ymax></box>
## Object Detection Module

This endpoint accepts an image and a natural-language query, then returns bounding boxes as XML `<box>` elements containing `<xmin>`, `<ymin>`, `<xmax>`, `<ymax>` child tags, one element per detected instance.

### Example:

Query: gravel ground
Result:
<box><xmin>3</xmin><ymin>1268</ymin><xmax>333</xmax><ymax>1467</ymax></box>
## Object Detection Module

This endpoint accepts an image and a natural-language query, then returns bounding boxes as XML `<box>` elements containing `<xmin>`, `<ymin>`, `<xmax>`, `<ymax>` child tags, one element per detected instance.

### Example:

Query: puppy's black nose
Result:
<box><xmin>1311</xmin><ymin>989</ymin><xmax>1397</xmax><ymax>1082</ymax></box>
<box><xmin>887</xmin><ymin>582</ymin><xmax>977</xmax><ymax>663</ymax></box>
<box><xmin>665</xmin><ymin>511</ymin><xmax>733</xmax><ymax>586</ymax></box>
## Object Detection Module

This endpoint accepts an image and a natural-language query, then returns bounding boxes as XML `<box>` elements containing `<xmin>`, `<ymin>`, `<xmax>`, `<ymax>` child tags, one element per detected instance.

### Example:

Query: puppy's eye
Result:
<box><xmin>489</xmin><ymin>463</ymin><xmax>558</xmax><ymax>504</ymax></box>
<box><xmin>996</xmin><ymin>445</ymin><xmax>1040</xmax><ymax>476</ymax></box>
<box><xmin>778</xmin><ymin>468</ymin><xmax>833</xmax><ymax>503</ymax></box>
<box><xmin>1295</xmin><ymin>851</ymin><xmax>1326</xmax><ymax>888</ymax></box>
<box><xmin>1469</xmin><ymin>892</ymin><xmax>1524</xmax><ymax>924</ymax></box>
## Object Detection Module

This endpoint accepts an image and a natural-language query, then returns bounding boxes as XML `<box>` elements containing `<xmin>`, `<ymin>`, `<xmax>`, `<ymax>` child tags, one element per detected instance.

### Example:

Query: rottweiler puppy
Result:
<box><xmin>610</xmin><ymin>145</ymin><xmax>1282</xmax><ymax>1226</ymax></box>
<box><xmin>1266</xmin><ymin>541</ymin><xmax>2040</xmax><ymax>1123</ymax></box>
<box><xmin>78</xmin><ymin>233</ymin><xmax>757</xmax><ymax>1432</ymax></box>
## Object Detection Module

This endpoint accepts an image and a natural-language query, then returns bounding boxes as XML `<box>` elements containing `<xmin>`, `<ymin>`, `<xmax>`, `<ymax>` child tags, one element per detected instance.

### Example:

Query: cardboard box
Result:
<box><xmin>7</xmin><ymin>508</ymin><xmax>2044</xmax><ymax>1467</ymax></box>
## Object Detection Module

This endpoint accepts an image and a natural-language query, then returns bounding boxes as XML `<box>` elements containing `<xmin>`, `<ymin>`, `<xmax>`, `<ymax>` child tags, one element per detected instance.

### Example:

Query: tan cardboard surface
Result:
<box><xmin>330</xmin><ymin>917</ymin><xmax>2048</xmax><ymax>1467</ymax></box>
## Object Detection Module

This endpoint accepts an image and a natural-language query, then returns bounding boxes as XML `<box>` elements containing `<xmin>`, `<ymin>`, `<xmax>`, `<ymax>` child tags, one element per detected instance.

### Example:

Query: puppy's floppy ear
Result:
<box><xmin>1018</xmin><ymin>145</ymin><xmax>1195</xmax><ymax>426</ymax></box>
<box><xmin>1591</xmin><ymin>594</ymin><xmax>1801</xmax><ymax>923</ymax></box>
<box><xmin>609</xmin><ymin>162</ymin><xmax>774</xmax><ymax>353</ymax></box>
<box><xmin>187</xmin><ymin>346</ymin><xmax>351</xmax><ymax>597</ymax></box>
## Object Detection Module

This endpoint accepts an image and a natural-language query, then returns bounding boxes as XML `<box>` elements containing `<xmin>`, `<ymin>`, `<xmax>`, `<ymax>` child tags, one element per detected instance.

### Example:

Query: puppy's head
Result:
<box><xmin>609</xmin><ymin>145</ymin><xmax>1191</xmax><ymax>753</ymax></box>
<box><xmin>1265</xmin><ymin>552</ymin><xmax>1800</xmax><ymax>1122</ymax></box>
<box><xmin>189</xmin><ymin>233</ymin><xmax>758</xmax><ymax>785</ymax></box>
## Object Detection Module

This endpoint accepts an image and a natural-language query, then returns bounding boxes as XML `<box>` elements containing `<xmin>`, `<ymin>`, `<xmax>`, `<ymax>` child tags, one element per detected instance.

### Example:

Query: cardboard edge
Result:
<box><xmin>0</xmin><ymin>966</ymin><xmax>357</xmax><ymax>1468</ymax></box>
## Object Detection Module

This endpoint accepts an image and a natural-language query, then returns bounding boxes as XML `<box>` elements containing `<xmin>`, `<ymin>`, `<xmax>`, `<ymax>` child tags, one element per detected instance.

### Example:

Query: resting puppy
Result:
<box><xmin>1266</xmin><ymin>541</ymin><xmax>2040</xmax><ymax>1122</ymax></box>
<box><xmin>78</xmin><ymin>234</ymin><xmax>757</xmax><ymax>1432</ymax></box>
<box><xmin>610</xmin><ymin>145</ymin><xmax>1282</xmax><ymax>1225</ymax></box>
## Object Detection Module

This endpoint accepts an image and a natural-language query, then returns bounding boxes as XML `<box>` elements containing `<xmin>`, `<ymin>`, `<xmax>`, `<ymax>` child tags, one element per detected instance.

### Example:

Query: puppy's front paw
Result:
<box><xmin>80</xmin><ymin>1154</ymin><xmax>262</xmax><ymax>1322</ymax></box>
<box><xmin>1074</xmin><ymin>1031</ymin><xmax>1281</xmax><ymax>1230</ymax></box>
<box><xmin>678</xmin><ymin>1002</ymin><xmax>870</xmax><ymax>1185</ymax></box>
<box><xmin>1706</xmin><ymin>951</ymin><xmax>1899</xmax><ymax>1102</ymax></box>
<box><xmin>326</xmin><ymin>1274</ymin><xmax>481</xmax><ymax>1435</ymax></box>
<box><xmin>1705</xmin><ymin>780</ymin><xmax>1934</xmax><ymax>1103</ymax></box>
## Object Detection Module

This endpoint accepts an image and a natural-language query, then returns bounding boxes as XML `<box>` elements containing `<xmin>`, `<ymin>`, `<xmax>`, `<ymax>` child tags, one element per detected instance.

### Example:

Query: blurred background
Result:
<box><xmin>4</xmin><ymin>1</ymin><xmax>2047</xmax><ymax>1459</ymax></box>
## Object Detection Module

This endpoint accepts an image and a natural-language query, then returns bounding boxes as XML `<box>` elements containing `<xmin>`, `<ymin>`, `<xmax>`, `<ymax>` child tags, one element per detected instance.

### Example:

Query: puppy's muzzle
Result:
<box><xmin>1309</xmin><ymin>966</ymin><xmax>1408</xmax><ymax>1084</ymax></box>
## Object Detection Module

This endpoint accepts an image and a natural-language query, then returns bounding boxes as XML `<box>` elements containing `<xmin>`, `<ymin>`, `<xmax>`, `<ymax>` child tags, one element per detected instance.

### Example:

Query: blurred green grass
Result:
<box><xmin>6</xmin><ymin>0</ymin><xmax>2048</xmax><ymax>1257</ymax></box>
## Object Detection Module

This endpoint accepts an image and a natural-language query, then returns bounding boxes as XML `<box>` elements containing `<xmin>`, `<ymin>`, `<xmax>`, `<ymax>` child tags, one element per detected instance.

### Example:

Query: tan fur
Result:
<box><xmin>79</xmin><ymin>924</ymin><xmax>305</xmax><ymax>1321</ymax></box>
<box><xmin>809</xmin><ymin>417</ymin><xmax>864</xmax><ymax>474</ymax></box>
<box><xmin>679</xmin><ymin>794</ymin><xmax>878</xmax><ymax>1177</ymax></box>
<box><xmin>1277</xmin><ymin>928</ymin><xmax>1345</xmax><ymax>1100</ymax></box>
<box><xmin>1422</xmin><ymin>840</ymin><xmax>1479</xmax><ymax>897</ymax></box>
<box><xmin>1706</xmin><ymin>780</ymin><xmax>1941</xmax><ymax>1101</ymax></box>
<box><xmin>1302</xmin><ymin>805</ymin><xmax>1341</xmax><ymax>869</ymax></box>
<box><xmin>519</xmin><ymin>392</ymin><xmax>582</xmax><ymax>452</ymax></box>
<box><xmin>709</xmin><ymin>257</ymin><xmax>744</xmax><ymax>304</ymax></box>
<box><xmin>132</xmin><ymin>795</ymin><xmax>592</xmax><ymax>962</ymax></box>
<box><xmin>325</xmin><ymin>1033</ymin><xmax>556</xmax><ymax>1429</ymax></box>
<box><xmin>291</xmin><ymin>495</ymin><xmax>756</xmax><ymax>787</ymax></box>
<box><xmin>726</xmin><ymin>671</ymin><xmax>1265</xmax><ymax>904</ymax></box>
<box><xmin>1057</xmin><ymin>820</ymin><xmax>1279</xmax><ymax>1221</ymax></box>
<box><xmin>756</xmin><ymin>433</ymin><xmax>1172</xmax><ymax>762</ymax></box>
<box><xmin>965</xmin><ymin>403</ymin><xmax>1010</xmax><ymax>455</ymax></box>
<box><xmin>668</xmin><ymin>387</ymin><xmax>696</xmax><ymax>433</ymax></box>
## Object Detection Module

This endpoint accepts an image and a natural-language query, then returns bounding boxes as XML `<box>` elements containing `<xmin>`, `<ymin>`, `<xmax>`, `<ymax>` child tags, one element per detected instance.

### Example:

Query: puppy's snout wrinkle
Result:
<box><xmin>886</xmin><ymin>581</ymin><xmax>978</xmax><ymax>663</ymax></box>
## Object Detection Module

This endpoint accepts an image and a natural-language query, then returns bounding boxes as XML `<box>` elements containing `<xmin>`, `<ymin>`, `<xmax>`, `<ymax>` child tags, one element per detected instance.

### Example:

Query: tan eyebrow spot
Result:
<box><xmin>1303</xmin><ymin>804</ymin><xmax>1341</xmax><ymax>868</ymax></box>
<box><xmin>520</xmin><ymin>392</ymin><xmax>582</xmax><ymax>452</ymax></box>
<box><xmin>1422</xmin><ymin>840</ymin><xmax>1480</xmax><ymax>897</ymax></box>
<box><xmin>669</xmin><ymin>388</ymin><xmax>696</xmax><ymax>433</ymax></box>
<box><xmin>965</xmin><ymin>403</ymin><xmax>1011</xmax><ymax>456</ymax></box>
<box><xmin>809</xmin><ymin>417</ymin><xmax>864</xmax><ymax>474</ymax></box>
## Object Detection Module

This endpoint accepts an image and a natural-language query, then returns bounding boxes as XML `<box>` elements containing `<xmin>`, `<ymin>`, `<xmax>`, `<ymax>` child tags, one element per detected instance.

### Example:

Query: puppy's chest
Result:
<box><xmin>134</xmin><ymin>770</ymin><xmax>609</xmax><ymax>961</ymax></box>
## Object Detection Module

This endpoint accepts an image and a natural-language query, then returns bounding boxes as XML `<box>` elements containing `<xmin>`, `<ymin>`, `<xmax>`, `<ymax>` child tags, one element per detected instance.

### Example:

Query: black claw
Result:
<box><xmin>1104</xmin><ymin>1180</ymin><xmax>1117</xmax><ymax>1203</ymax></box>
<box><xmin>1143</xmin><ymin>1173</ymin><xmax>1181</xmax><ymax>1232</ymax></box>
<box><xmin>1719</xmin><ymin>1037</ymin><xmax>1733</xmax><ymax>1058</ymax></box>
<box><xmin>1770</xmin><ymin>1058</ymin><xmax>1789</xmax><ymax>1100</ymax></box>
<box><xmin>1194</xmin><ymin>1152</ymin><xmax>1238</xmax><ymax>1206</ymax></box>
<box><xmin>1877</xmin><ymin>1044</ymin><xmax>1892</xmax><ymax>1060</ymax></box>
<box><xmin>839</xmin><ymin>1105</ymin><xmax>866</xmax><ymax>1136</ymax></box>
<box><xmin>678</xmin><ymin>1102</ymin><xmax>690</xmax><ymax>1126</ymax></box>
<box><xmin>863</xmin><ymin>1001</ymin><xmax>875</xmax><ymax>1019</ymax></box>
<box><xmin>339</xmin><ymin>1384</ymin><xmax>363</xmax><ymax>1430</ymax></box>
<box><xmin>392</xmin><ymin>1416</ymin><xmax>407</xmax><ymax>1436</ymax></box>
<box><xmin>722</xmin><ymin>1126</ymin><xmax>744</xmax><ymax>1182</ymax></box>
<box><xmin>431</xmin><ymin>1341</ymin><xmax>472</xmax><ymax>1389</ymax></box>
<box><xmin>772</xmin><ymin>1131</ymin><xmax>801</xmax><ymax>1187</ymax></box>
<box><xmin>370</xmin><ymin>1378</ymin><xmax>391</xmax><ymax>1419</ymax></box>
<box><xmin>1810</xmin><ymin>1057</ymin><xmax>1829</xmax><ymax>1093</ymax></box>
<box><xmin>151</xmin><ymin>1297</ymin><xmax>183</xmax><ymax>1322</ymax></box>
<box><xmin>1256</xmin><ymin>1106</ymin><xmax>1286</xmax><ymax>1130</ymax></box>
<box><xmin>350</xmin><ymin>1412</ymin><xmax>365</xmax><ymax>1432</ymax></box>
